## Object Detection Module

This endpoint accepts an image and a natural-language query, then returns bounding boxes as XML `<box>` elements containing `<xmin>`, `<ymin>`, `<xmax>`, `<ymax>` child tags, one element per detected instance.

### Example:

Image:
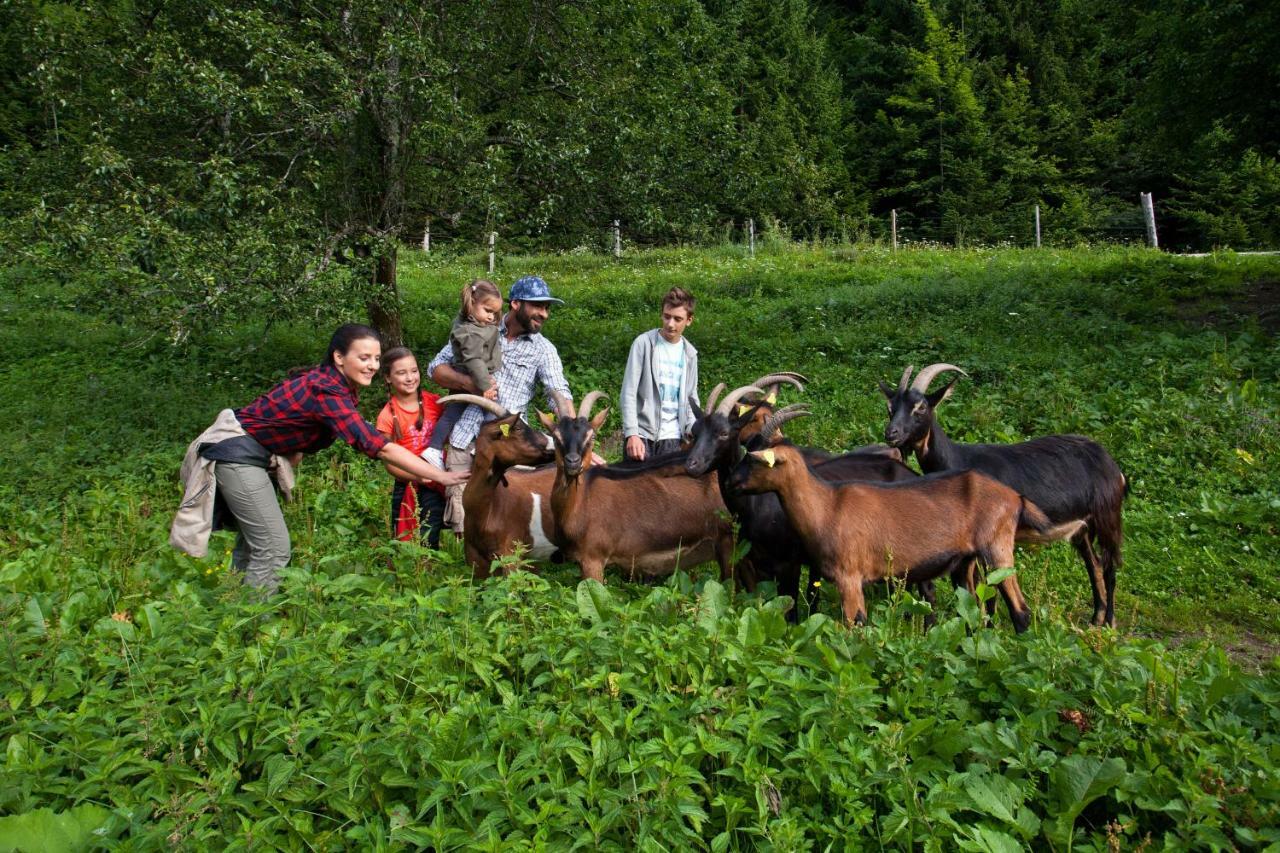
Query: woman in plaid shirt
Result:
<box><xmin>191</xmin><ymin>324</ymin><xmax>467</xmax><ymax>595</ymax></box>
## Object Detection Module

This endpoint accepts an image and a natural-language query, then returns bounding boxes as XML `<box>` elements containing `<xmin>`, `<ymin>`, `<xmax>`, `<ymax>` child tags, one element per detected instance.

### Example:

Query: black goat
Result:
<box><xmin>880</xmin><ymin>363</ymin><xmax>1128</xmax><ymax>627</ymax></box>
<box><xmin>685</xmin><ymin>375</ymin><xmax>919</xmax><ymax>621</ymax></box>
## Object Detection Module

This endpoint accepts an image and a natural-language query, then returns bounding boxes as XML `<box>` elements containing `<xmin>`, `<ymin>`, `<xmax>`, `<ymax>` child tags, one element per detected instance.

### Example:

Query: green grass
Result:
<box><xmin>1</xmin><ymin>244</ymin><xmax>1279</xmax><ymax>848</ymax></box>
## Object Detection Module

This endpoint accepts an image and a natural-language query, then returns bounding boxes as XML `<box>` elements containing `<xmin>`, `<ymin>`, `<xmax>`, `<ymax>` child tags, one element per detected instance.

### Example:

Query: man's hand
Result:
<box><xmin>589</xmin><ymin>451</ymin><xmax>607</xmax><ymax>467</ymax></box>
<box><xmin>625</xmin><ymin>435</ymin><xmax>646</xmax><ymax>461</ymax></box>
<box><xmin>483</xmin><ymin>384</ymin><xmax>499</xmax><ymax>401</ymax></box>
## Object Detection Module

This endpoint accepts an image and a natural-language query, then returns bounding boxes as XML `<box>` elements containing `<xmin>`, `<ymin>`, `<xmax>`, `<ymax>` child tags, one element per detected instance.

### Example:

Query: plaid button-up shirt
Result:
<box><xmin>428</xmin><ymin>317</ymin><xmax>572</xmax><ymax>451</ymax></box>
<box><xmin>236</xmin><ymin>365</ymin><xmax>388</xmax><ymax>459</ymax></box>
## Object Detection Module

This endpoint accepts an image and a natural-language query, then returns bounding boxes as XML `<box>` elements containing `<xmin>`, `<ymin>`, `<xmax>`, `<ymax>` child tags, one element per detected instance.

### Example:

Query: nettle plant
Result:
<box><xmin>3</xmin><ymin>509</ymin><xmax>1279</xmax><ymax>850</ymax></box>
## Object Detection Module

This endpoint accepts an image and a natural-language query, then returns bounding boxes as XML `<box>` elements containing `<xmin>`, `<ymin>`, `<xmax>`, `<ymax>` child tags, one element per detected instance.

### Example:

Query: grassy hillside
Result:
<box><xmin>1</xmin><ymin>245</ymin><xmax>1278</xmax><ymax>847</ymax></box>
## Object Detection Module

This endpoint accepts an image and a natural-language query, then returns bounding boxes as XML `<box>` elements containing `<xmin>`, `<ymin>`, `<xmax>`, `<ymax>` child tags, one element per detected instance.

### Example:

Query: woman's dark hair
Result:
<box><xmin>325</xmin><ymin>323</ymin><xmax>381</xmax><ymax>369</ymax></box>
<box><xmin>380</xmin><ymin>345</ymin><xmax>424</xmax><ymax>438</ymax></box>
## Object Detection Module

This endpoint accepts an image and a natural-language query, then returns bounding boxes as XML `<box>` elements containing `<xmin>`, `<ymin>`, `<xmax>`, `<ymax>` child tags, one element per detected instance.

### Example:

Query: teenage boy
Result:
<box><xmin>620</xmin><ymin>287</ymin><xmax>700</xmax><ymax>461</ymax></box>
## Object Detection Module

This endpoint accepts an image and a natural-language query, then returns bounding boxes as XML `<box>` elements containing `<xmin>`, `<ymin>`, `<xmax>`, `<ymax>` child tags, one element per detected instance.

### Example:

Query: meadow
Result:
<box><xmin>1</xmin><ymin>245</ymin><xmax>1278</xmax><ymax>848</ymax></box>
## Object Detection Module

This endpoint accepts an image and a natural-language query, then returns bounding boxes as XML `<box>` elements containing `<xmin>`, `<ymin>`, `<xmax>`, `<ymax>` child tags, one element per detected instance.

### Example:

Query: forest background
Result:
<box><xmin>2</xmin><ymin>0</ymin><xmax>1278</xmax><ymax>343</ymax></box>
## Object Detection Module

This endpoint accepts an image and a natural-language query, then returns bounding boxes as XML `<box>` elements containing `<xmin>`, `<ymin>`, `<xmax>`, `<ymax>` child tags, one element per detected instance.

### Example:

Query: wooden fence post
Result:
<box><xmin>422</xmin><ymin>218</ymin><xmax>430</xmax><ymax>253</ymax></box>
<box><xmin>891</xmin><ymin>209</ymin><xmax>898</xmax><ymax>252</ymax></box>
<box><xmin>488</xmin><ymin>231</ymin><xmax>496</xmax><ymax>274</ymax></box>
<box><xmin>1034</xmin><ymin>205</ymin><xmax>1041</xmax><ymax>248</ymax></box>
<box><xmin>748</xmin><ymin>218</ymin><xmax>755</xmax><ymax>257</ymax></box>
<box><xmin>1140</xmin><ymin>192</ymin><xmax>1159</xmax><ymax>248</ymax></box>
<box><xmin>613</xmin><ymin>220</ymin><xmax>621</xmax><ymax>258</ymax></box>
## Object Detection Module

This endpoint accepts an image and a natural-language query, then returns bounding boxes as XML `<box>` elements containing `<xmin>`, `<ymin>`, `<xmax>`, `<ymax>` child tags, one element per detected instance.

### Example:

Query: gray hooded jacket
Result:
<box><xmin>620</xmin><ymin>330</ymin><xmax>699</xmax><ymax>441</ymax></box>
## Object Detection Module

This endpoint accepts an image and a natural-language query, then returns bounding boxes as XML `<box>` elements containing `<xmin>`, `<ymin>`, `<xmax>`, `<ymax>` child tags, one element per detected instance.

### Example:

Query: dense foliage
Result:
<box><xmin>1</xmin><ymin>245</ymin><xmax>1278</xmax><ymax>847</ymax></box>
<box><xmin>3</xmin><ymin>0</ymin><xmax>1277</xmax><ymax>339</ymax></box>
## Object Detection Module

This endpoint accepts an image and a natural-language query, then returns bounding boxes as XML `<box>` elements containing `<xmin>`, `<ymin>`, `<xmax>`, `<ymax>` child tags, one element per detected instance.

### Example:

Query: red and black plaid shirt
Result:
<box><xmin>236</xmin><ymin>365</ymin><xmax>388</xmax><ymax>460</ymax></box>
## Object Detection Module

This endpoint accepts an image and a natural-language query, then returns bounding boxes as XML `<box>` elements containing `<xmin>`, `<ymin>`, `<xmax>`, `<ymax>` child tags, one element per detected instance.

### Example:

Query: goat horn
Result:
<box><xmin>551</xmin><ymin>391</ymin><xmax>575</xmax><ymax>419</ymax></box>
<box><xmin>759</xmin><ymin>404</ymin><xmax>811</xmax><ymax>443</ymax></box>
<box><xmin>897</xmin><ymin>365</ymin><xmax>914</xmax><ymax>394</ymax></box>
<box><xmin>577</xmin><ymin>390</ymin><xmax>606</xmax><ymax>421</ymax></box>
<box><xmin>750</xmin><ymin>373</ymin><xmax>807</xmax><ymax>395</ymax></box>
<box><xmin>715</xmin><ymin>384</ymin><xmax>766</xmax><ymax>417</ymax></box>
<box><xmin>910</xmin><ymin>363</ymin><xmax>969</xmax><ymax>394</ymax></box>
<box><xmin>704</xmin><ymin>382</ymin><xmax>727</xmax><ymax>412</ymax></box>
<box><xmin>436</xmin><ymin>394</ymin><xmax>510</xmax><ymax>420</ymax></box>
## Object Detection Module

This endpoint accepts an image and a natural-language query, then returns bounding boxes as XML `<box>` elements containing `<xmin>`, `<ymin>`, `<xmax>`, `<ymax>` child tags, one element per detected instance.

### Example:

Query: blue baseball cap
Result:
<box><xmin>508</xmin><ymin>275</ymin><xmax>565</xmax><ymax>305</ymax></box>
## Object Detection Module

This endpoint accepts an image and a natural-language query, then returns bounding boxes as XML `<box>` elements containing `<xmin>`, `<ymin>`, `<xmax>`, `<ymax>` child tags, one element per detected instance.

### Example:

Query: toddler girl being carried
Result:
<box><xmin>423</xmin><ymin>279</ymin><xmax>503</xmax><ymax>467</ymax></box>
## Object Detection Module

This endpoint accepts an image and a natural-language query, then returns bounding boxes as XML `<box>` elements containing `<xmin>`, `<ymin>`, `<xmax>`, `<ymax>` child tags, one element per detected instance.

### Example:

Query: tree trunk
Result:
<box><xmin>367</xmin><ymin>249</ymin><xmax>403</xmax><ymax>347</ymax></box>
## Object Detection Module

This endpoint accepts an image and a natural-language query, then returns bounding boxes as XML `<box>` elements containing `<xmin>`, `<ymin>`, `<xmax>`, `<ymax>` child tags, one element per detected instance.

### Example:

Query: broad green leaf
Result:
<box><xmin>737</xmin><ymin>609</ymin><xmax>765</xmax><ymax>647</ymax></box>
<box><xmin>137</xmin><ymin>602</ymin><xmax>164</xmax><ymax>638</ymax></box>
<box><xmin>93</xmin><ymin>616</ymin><xmax>136</xmax><ymax>642</ymax></box>
<box><xmin>264</xmin><ymin>754</ymin><xmax>297</xmax><ymax>797</ymax></box>
<box><xmin>954</xmin><ymin>824</ymin><xmax>1024</xmax><ymax>853</ymax></box>
<box><xmin>962</xmin><ymin>772</ymin><xmax>1019</xmax><ymax>825</ymax></box>
<box><xmin>59</xmin><ymin>592</ymin><xmax>90</xmax><ymax>630</ymax></box>
<box><xmin>0</xmin><ymin>804</ymin><xmax>112</xmax><ymax>852</ymax></box>
<box><xmin>0</xmin><ymin>560</ymin><xmax>23</xmax><ymax>584</ymax></box>
<box><xmin>575</xmin><ymin>580</ymin><xmax>613</xmax><ymax>625</ymax></box>
<box><xmin>697</xmin><ymin>580</ymin><xmax>727</xmax><ymax>634</ymax></box>
<box><xmin>984</xmin><ymin>567</ymin><xmax>1016</xmax><ymax>586</ymax></box>
<box><xmin>1051</xmin><ymin>755</ymin><xmax>1126</xmax><ymax>813</ymax></box>
<box><xmin>23</xmin><ymin>597</ymin><xmax>45</xmax><ymax>636</ymax></box>
<box><xmin>1046</xmin><ymin>755</ymin><xmax>1126</xmax><ymax>846</ymax></box>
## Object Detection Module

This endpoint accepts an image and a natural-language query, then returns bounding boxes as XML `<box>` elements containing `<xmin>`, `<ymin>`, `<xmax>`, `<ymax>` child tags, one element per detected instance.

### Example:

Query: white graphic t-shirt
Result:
<box><xmin>654</xmin><ymin>338</ymin><xmax>685</xmax><ymax>441</ymax></box>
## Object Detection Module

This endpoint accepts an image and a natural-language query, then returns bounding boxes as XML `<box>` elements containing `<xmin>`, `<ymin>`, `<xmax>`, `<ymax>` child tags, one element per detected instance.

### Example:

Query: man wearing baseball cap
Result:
<box><xmin>427</xmin><ymin>275</ymin><xmax>594</xmax><ymax>533</ymax></box>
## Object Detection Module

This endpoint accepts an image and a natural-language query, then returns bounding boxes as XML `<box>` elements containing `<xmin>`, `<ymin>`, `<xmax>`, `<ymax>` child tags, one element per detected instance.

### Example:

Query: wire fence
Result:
<box><xmin>411</xmin><ymin>194</ymin><xmax>1277</xmax><ymax>263</ymax></box>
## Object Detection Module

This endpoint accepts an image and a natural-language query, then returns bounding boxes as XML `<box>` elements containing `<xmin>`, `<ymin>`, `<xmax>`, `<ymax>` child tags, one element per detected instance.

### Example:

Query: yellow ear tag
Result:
<box><xmin>766</xmin><ymin>391</ymin><xmax>777</xmax><ymax>405</ymax></box>
<box><xmin>500</xmin><ymin>423</ymin><xmax>511</xmax><ymax>437</ymax></box>
<box><xmin>737</xmin><ymin>404</ymin><xmax>750</xmax><ymax>416</ymax></box>
<box><xmin>760</xmin><ymin>449</ymin><xmax>776</xmax><ymax>468</ymax></box>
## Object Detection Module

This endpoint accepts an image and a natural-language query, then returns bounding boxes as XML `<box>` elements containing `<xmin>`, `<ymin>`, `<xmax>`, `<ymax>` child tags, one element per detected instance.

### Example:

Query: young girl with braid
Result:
<box><xmin>376</xmin><ymin>347</ymin><xmax>446</xmax><ymax>547</ymax></box>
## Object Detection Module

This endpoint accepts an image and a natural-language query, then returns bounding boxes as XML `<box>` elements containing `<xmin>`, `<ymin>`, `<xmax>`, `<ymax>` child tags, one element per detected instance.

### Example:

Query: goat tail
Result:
<box><xmin>1016</xmin><ymin>496</ymin><xmax>1085</xmax><ymax>544</ymax></box>
<box><xmin>1092</xmin><ymin>469</ymin><xmax>1127</xmax><ymax>569</ymax></box>
<box><xmin>1017</xmin><ymin>496</ymin><xmax>1053</xmax><ymax>535</ymax></box>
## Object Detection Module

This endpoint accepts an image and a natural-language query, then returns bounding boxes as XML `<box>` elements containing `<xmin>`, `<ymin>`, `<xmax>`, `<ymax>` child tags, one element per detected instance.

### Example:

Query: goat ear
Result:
<box><xmin>927</xmin><ymin>378</ymin><xmax>959</xmax><ymax>407</ymax></box>
<box><xmin>689</xmin><ymin>397</ymin><xmax>704</xmax><ymax>421</ymax></box>
<box><xmin>589</xmin><ymin>408</ymin><xmax>610</xmax><ymax>431</ymax></box>
<box><xmin>733</xmin><ymin>401</ymin><xmax>762</xmax><ymax>426</ymax></box>
<box><xmin>536</xmin><ymin>410</ymin><xmax>557</xmax><ymax>431</ymax></box>
<box><xmin>749</xmin><ymin>449</ymin><xmax>778</xmax><ymax>467</ymax></box>
<box><xmin>499</xmin><ymin>422</ymin><xmax>511</xmax><ymax>438</ymax></box>
<box><xmin>878</xmin><ymin>380</ymin><xmax>896</xmax><ymax>401</ymax></box>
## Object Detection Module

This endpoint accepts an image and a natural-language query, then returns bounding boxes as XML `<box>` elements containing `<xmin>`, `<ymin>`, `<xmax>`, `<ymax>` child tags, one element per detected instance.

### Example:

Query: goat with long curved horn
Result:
<box><xmin>714</xmin><ymin>384</ymin><xmax>766</xmax><ymax>417</ymax></box>
<box><xmin>758</xmin><ymin>404</ymin><xmax>811</xmax><ymax>444</ymax></box>
<box><xmin>749</xmin><ymin>373</ymin><xmax>807</xmax><ymax>399</ymax></box>
<box><xmin>910</xmin><ymin>363</ymin><xmax>969</xmax><ymax>394</ymax></box>
<box><xmin>577</xmin><ymin>390</ymin><xmax>607</xmax><ymax>422</ymax></box>
<box><xmin>437</xmin><ymin>394</ymin><xmax>511</xmax><ymax>420</ymax></box>
<box><xmin>752</xmin><ymin>371</ymin><xmax>807</xmax><ymax>387</ymax></box>
<box><xmin>703</xmin><ymin>382</ymin><xmax>727</xmax><ymax>413</ymax></box>
<box><xmin>550</xmin><ymin>391</ymin><xmax>576</xmax><ymax>419</ymax></box>
<box><xmin>897</xmin><ymin>365</ymin><xmax>914</xmax><ymax>394</ymax></box>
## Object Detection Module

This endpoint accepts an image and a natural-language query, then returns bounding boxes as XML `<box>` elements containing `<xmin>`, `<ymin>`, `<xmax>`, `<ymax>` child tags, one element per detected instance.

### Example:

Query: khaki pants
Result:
<box><xmin>214</xmin><ymin>462</ymin><xmax>290</xmax><ymax>594</ymax></box>
<box><xmin>443</xmin><ymin>443</ymin><xmax>474</xmax><ymax>533</ymax></box>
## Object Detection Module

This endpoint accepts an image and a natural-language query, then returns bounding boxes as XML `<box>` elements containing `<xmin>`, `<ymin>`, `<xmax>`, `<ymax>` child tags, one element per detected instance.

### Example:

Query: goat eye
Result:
<box><xmin>912</xmin><ymin>402</ymin><xmax>927</xmax><ymax>415</ymax></box>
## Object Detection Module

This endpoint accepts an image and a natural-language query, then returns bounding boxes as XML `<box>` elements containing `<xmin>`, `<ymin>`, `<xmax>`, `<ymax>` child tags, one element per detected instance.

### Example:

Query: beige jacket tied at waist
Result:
<box><xmin>169</xmin><ymin>409</ymin><xmax>296</xmax><ymax>558</ymax></box>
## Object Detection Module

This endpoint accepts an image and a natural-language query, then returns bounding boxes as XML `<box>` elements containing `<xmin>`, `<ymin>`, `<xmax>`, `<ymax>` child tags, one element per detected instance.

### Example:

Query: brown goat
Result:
<box><xmin>538</xmin><ymin>392</ymin><xmax>734</xmax><ymax>583</ymax></box>
<box><xmin>437</xmin><ymin>394</ymin><xmax>559</xmax><ymax>578</ymax></box>
<box><xmin>728</xmin><ymin>443</ymin><xmax>1083</xmax><ymax>631</ymax></box>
